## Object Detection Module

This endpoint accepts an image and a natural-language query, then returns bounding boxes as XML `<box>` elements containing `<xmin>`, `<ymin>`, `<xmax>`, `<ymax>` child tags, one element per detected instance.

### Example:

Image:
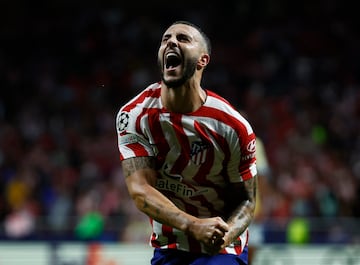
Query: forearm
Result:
<box><xmin>222</xmin><ymin>176</ymin><xmax>257</xmax><ymax>246</ymax></box>
<box><xmin>224</xmin><ymin>200</ymin><xmax>255</xmax><ymax>244</ymax></box>
<box><xmin>122</xmin><ymin>157</ymin><xmax>196</xmax><ymax>233</ymax></box>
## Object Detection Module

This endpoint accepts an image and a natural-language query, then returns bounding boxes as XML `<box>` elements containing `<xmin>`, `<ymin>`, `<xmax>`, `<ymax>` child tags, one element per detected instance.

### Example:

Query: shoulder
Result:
<box><xmin>205</xmin><ymin>90</ymin><xmax>237</xmax><ymax>115</ymax></box>
<box><xmin>119</xmin><ymin>82</ymin><xmax>161</xmax><ymax>113</ymax></box>
<box><xmin>205</xmin><ymin>90</ymin><xmax>253</xmax><ymax>134</ymax></box>
<box><xmin>116</xmin><ymin>82</ymin><xmax>161</xmax><ymax>132</ymax></box>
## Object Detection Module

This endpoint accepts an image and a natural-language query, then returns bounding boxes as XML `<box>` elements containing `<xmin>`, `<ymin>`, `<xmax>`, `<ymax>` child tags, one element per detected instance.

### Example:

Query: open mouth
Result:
<box><xmin>165</xmin><ymin>52</ymin><xmax>182</xmax><ymax>70</ymax></box>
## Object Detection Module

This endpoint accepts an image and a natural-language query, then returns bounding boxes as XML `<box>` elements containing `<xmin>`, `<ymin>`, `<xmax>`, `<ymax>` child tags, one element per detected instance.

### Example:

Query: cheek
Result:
<box><xmin>158</xmin><ymin>47</ymin><xmax>165</xmax><ymax>61</ymax></box>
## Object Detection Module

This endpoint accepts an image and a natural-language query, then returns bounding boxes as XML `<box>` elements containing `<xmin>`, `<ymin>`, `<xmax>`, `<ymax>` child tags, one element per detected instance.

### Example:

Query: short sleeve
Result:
<box><xmin>116</xmin><ymin>110</ymin><xmax>154</xmax><ymax>161</ymax></box>
<box><xmin>227</xmin><ymin>120</ymin><xmax>257</xmax><ymax>182</ymax></box>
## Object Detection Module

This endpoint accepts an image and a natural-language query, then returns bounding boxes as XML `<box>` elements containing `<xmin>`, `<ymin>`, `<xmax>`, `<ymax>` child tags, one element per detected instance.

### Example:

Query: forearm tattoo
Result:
<box><xmin>121</xmin><ymin>157</ymin><xmax>184</xmax><ymax>228</ymax></box>
<box><xmin>121</xmin><ymin>157</ymin><xmax>155</xmax><ymax>178</ymax></box>
<box><xmin>245</xmin><ymin>175</ymin><xmax>257</xmax><ymax>204</ymax></box>
<box><xmin>227</xmin><ymin>175</ymin><xmax>257</xmax><ymax>241</ymax></box>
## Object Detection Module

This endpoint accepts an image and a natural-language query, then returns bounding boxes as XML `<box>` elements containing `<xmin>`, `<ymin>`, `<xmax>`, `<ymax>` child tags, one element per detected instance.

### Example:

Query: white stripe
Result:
<box><xmin>119</xmin><ymin>145</ymin><xmax>136</xmax><ymax>158</ymax></box>
<box><xmin>250</xmin><ymin>163</ymin><xmax>258</xmax><ymax>177</ymax></box>
<box><xmin>225</xmin><ymin>246</ymin><xmax>237</xmax><ymax>255</ymax></box>
<box><xmin>153</xmin><ymin>220</ymin><xmax>163</xmax><ymax>236</ymax></box>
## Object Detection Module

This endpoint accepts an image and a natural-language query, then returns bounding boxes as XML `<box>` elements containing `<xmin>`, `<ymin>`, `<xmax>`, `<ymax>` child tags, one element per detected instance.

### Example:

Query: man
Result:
<box><xmin>116</xmin><ymin>21</ymin><xmax>257</xmax><ymax>265</ymax></box>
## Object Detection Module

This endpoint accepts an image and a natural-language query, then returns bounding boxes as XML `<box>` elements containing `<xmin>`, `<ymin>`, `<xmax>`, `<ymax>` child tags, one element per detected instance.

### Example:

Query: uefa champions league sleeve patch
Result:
<box><xmin>117</xmin><ymin>112</ymin><xmax>129</xmax><ymax>133</ymax></box>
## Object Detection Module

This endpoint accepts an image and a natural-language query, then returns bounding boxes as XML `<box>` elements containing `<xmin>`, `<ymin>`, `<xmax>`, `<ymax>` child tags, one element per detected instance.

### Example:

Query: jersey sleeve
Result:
<box><xmin>227</xmin><ymin>118</ymin><xmax>257</xmax><ymax>182</ymax></box>
<box><xmin>238</xmin><ymin>132</ymin><xmax>257</xmax><ymax>181</ymax></box>
<box><xmin>116</xmin><ymin>109</ymin><xmax>154</xmax><ymax>161</ymax></box>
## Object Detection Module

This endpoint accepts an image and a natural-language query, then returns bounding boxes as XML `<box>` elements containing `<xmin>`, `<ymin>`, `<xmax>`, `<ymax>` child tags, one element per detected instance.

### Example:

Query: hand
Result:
<box><xmin>186</xmin><ymin>216</ymin><xmax>229</xmax><ymax>255</ymax></box>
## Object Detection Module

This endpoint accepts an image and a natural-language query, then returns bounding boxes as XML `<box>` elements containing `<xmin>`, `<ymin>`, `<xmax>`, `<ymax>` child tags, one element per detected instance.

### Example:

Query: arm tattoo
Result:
<box><xmin>121</xmin><ymin>157</ymin><xmax>155</xmax><ymax>178</ymax></box>
<box><xmin>122</xmin><ymin>157</ymin><xmax>182</xmax><ymax>227</ymax></box>
<box><xmin>225</xmin><ymin>175</ymin><xmax>257</xmax><ymax>242</ymax></box>
<box><xmin>244</xmin><ymin>175</ymin><xmax>257</xmax><ymax>203</ymax></box>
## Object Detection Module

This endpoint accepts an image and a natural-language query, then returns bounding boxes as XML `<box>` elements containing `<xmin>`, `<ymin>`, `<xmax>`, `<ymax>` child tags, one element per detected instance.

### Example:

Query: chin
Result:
<box><xmin>163</xmin><ymin>78</ymin><xmax>186</xmax><ymax>88</ymax></box>
<box><xmin>162</xmin><ymin>74</ymin><xmax>184</xmax><ymax>88</ymax></box>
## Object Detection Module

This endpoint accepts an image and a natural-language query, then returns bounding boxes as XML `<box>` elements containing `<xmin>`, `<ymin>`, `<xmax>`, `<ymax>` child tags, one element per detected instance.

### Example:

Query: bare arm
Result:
<box><xmin>221</xmin><ymin>175</ymin><xmax>257</xmax><ymax>249</ymax></box>
<box><xmin>122</xmin><ymin>156</ymin><xmax>229</xmax><ymax>247</ymax></box>
<box><xmin>122</xmin><ymin>156</ymin><xmax>193</xmax><ymax>231</ymax></box>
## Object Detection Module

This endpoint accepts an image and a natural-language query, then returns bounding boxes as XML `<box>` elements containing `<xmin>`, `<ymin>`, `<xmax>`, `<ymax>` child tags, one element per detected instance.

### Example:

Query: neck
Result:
<box><xmin>161</xmin><ymin>81</ymin><xmax>206</xmax><ymax>113</ymax></box>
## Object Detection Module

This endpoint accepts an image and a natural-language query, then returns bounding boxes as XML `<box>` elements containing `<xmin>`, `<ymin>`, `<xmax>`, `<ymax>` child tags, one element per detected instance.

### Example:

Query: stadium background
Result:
<box><xmin>0</xmin><ymin>0</ymin><xmax>359</xmax><ymax>263</ymax></box>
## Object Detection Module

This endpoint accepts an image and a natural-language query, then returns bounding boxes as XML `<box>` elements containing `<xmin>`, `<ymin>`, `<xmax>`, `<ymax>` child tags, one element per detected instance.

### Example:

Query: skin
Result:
<box><xmin>121</xmin><ymin>22</ymin><xmax>257</xmax><ymax>255</ymax></box>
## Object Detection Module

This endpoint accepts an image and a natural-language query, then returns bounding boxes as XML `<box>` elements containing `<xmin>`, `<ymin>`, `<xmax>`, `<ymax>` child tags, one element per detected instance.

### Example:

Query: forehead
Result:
<box><xmin>163</xmin><ymin>23</ymin><xmax>200</xmax><ymax>38</ymax></box>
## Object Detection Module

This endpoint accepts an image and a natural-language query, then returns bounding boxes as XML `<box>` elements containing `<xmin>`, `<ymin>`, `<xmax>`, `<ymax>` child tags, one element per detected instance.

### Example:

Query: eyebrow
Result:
<box><xmin>162</xmin><ymin>31</ymin><xmax>193</xmax><ymax>40</ymax></box>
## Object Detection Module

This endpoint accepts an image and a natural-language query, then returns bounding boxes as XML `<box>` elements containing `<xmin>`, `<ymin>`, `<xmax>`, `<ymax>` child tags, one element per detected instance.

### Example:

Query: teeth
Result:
<box><xmin>166</xmin><ymin>52</ymin><xmax>178</xmax><ymax>58</ymax></box>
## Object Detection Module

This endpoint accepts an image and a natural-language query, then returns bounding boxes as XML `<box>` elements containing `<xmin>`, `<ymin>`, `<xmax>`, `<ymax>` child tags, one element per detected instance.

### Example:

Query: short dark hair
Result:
<box><xmin>170</xmin><ymin>20</ymin><xmax>212</xmax><ymax>55</ymax></box>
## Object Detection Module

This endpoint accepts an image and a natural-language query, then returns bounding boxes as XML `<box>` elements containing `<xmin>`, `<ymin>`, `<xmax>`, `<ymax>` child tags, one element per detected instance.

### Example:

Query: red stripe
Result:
<box><xmin>191</xmin><ymin>121</ymin><xmax>222</xmax><ymax>216</ymax></box>
<box><xmin>146</xmin><ymin>108</ymin><xmax>169</xmax><ymax>167</ymax></box>
<box><xmin>167</xmin><ymin>243</ymin><xmax>178</xmax><ymax>249</ymax></box>
<box><xmin>239</xmin><ymin>133</ymin><xmax>256</xmax><ymax>181</ymax></box>
<box><xmin>127</xmin><ymin>142</ymin><xmax>148</xmax><ymax>156</ymax></box>
<box><xmin>196</xmin><ymin>106</ymin><xmax>248</xmax><ymax>137</ymax></box>
<box><xmin>234</xmin><ymin>244</ymin><xmax>242</xmax><ymax>255</ymax></box>
<box><xmin>162</xmin><ymin>225</ymin><xmax>177</xmax><ymax>249</ymax></box>
<box><xmin>239</xmin><ymin>163</ymin><xmax>256</xmax><ymax>180</ymax></box>
<box><xmin>122</xmin><ymin>84</ymin><xmax>161</xmax><ymax>113</ymax></box>
<box><xmin>170</xmin><ymin>113</ymin><xmax>191</xmax><ymax>174</ymax></box>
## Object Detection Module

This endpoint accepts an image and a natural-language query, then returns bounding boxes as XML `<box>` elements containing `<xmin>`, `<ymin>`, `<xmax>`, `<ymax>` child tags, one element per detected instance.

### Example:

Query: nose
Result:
<box><xmin>166</xmin><ymin>36</ymin><xmax>178</xmax><ymax>48</ymax></box>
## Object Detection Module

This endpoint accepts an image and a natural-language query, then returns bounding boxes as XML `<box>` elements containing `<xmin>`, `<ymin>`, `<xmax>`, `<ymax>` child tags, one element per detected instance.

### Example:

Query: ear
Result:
<box><xmin>197</xmin><ymin>54</ymin><xmax>210</xmax><ymax>69</ymax></box>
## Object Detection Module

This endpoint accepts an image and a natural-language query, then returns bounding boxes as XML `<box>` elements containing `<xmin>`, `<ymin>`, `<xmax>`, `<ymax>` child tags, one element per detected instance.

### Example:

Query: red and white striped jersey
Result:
<box><xmin>116</xmin><ymin>82</ymin><xmax>257</xmax><ymax>255</ymax></box>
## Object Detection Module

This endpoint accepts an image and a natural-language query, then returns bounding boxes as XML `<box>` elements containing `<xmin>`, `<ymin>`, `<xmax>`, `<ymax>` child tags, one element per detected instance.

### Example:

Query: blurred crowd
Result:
<box><xmin>0</xmin><ymin>1</ymin><xmax>359</xmax><ymax>244</ymax></box>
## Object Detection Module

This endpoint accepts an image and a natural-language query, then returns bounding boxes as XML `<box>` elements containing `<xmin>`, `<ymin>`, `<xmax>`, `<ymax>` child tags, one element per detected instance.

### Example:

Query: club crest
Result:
<box><xmin>190</xmin><ymin>141</ymin><xmax>209</xmax><ymax>165</ymax></box>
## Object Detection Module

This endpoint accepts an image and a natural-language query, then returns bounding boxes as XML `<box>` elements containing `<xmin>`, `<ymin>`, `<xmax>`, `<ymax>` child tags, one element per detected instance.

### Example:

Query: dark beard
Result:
<box><xmin>159</xmin><ymin>57</ymin><xmax>197</xmax><ymax>88</ymax></box>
